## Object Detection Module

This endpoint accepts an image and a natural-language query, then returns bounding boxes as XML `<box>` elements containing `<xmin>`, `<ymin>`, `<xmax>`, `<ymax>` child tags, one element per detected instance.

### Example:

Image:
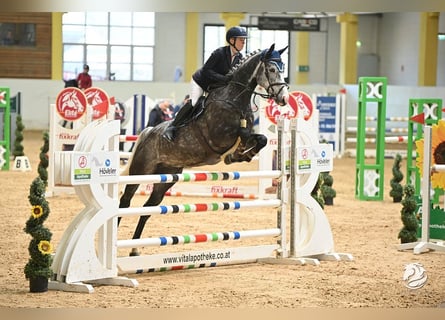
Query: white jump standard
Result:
<box><xmin>48</xmin><ymin>118</ymin><xmax>352</xmax><ymax>293</ymax></box>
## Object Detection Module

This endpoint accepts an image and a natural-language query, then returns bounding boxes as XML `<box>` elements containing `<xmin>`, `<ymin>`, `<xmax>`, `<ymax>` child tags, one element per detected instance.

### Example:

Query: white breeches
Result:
<box><xmin>190</xmin><ymin>78</ymin><xmax>204</xmax><ymax>106</ymax></box>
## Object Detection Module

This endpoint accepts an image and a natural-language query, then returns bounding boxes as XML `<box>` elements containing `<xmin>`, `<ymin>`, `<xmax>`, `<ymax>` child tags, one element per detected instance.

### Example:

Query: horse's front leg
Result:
<box><xmin>224</xmin><ymin>133</ymin><xmax>267</xmax><ymax>164</ymax></box>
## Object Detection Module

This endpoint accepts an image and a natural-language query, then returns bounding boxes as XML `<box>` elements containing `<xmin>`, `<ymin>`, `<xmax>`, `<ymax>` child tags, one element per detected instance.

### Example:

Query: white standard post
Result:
<box><xmin>289</xmin><ymin>117</ymin><xmax>296</xmax><ymax>257</ymax></box>
<box><xmin>278</xmin><ymin>117</ymin><xmax>288</xmax><ymax>258</ymax></box>
<box><xmin>420</xmin><ymin>125</ymin><xmax>432</xmax><ymax>248</ymax></box>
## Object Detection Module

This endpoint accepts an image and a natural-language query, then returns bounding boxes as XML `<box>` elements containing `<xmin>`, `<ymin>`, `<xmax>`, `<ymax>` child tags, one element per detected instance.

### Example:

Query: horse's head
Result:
<box><xmin>257</xmin><ymin>44</ymin><xmax>289</xmax><ymax>106</ymax></box>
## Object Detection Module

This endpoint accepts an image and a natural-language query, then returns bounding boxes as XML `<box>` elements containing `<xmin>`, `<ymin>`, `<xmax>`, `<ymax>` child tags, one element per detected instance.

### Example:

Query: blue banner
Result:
<box><xmin>316</xmin><ymin>96</ymin><xmax>338</xmax><ymax>150</ymax></box>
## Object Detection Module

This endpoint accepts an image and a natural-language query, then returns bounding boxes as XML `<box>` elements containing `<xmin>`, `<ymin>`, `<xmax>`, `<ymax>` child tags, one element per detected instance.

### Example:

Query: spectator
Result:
<box><xmin>147</xmin><ymin>99</ymin><xmax>174</xmax><ymax>127</ymax></box>
<box><xmin>77</xmin><ymin>64</ymin><xmax>92</xmax><ymax>90</ymax></box>
<box><xmin>173</xmin><ymin>94</ymin><xmax>190</xmax><ymax>117</ymax></box>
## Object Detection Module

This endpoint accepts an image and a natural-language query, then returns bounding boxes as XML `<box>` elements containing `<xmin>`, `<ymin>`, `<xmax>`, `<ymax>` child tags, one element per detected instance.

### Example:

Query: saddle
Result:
<box><xmin>190</xmin><ymin>96</ymin><xmax>206</xmax><ymax>119</ymax></box>
<box><xmin>189</xmin><ymin>81</ymin><xmax>229</xmax><ymax>122</ymax></box>
<box><xmin>177</xmin><ymin>96</ymin><xmax>206</xmax><ymax>128</ymax></box>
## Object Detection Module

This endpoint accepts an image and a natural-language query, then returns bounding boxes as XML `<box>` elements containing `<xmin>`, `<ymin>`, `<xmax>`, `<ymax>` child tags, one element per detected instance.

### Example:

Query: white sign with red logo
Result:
<box><xmin>85</xmin><ymin>87</ymin><xmax>111</xmax><ymax>120</ymax></box>
<box><xmin>71</xmin><ymin>151</ymin><xmax>120</xmax><ymax>185</ymax></box>
<box><xmin>258</xmin><ymin>90</ymin><xmax>319</xmax><ymax>199</ymax></box>
<box><xmin>264</xmin><ymin>90</ymin><xmax>313</xmax><ymax>124</ymax></box>
<box><xmin>295</xmin><ymin>144</ymin><xmax>333</xmax><ymax>174</ymax></box>
<box><xmin>56</xmin><ymin>87</ymin><xmax>88</xmax><ymax>121</ymax></box>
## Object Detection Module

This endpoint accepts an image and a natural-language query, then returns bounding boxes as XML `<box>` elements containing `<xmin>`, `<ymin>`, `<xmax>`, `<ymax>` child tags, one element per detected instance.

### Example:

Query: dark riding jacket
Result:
<box><xmin>192</xmin><ymin>45</ymin><xmax>242</xmax><ymax>92</ymax></box>
<box><xmin>147</xmin><ymin>105</ymin><xmax>172</xmax><ymax>127</ymax></box>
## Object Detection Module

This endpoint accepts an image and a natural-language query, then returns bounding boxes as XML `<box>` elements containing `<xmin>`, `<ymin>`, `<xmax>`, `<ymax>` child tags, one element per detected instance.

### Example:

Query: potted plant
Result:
<box><xmin>24</xmin><ymin>177</ymin><xmax>53</xmax><ymax>292</ymax></box>
<box><xmin>389</xmin><ymin>153</ymin><xmax>404</xmax><ymax>203</ymax></box>
<box><xmin>37</xmin><ymin>131</ymin><xmax>49</xmax><ymax>186</ymax></box>
<box><xmin>398</xmin><ymin>184</ymin><xmax>418</xmax><ymax>243</ymax></box>
<box><xmin>311</xmin><ymin>173</ymin><xmax>325</xmax><ymax>209</ymax></box>
<box><xmin>12</xmin><ymin>114</ymin><xmax>25</xmax><ymax>158</ymax></box>
<box><xmin>320</xmin><ymin>172</ymin><xmax>336</xmax><ymax>205</ymax></box>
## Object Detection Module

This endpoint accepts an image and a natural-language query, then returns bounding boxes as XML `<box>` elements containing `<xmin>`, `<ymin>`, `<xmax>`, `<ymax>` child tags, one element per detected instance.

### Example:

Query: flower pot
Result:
<box><xmin>324</xmin><ymin>197</ymin><xmax>334</xmax><ymax>206</ymax></box>
<box><xmin>29</xmin><ymin>276</ymin><xmax>48</xmax><ymax>293</ymax></box>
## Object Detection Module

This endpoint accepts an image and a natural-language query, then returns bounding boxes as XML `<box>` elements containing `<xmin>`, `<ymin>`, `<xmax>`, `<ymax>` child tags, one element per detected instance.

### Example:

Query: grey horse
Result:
<box><xmin>118</xmin><ymin>44</ymin><xmax>289</xmax><ymax>255</ymax></box>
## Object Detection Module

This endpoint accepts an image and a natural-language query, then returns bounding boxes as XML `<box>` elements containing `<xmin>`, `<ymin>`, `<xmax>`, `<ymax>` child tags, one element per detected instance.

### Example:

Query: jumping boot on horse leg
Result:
<box><xmin>162</xmin><ymin>100</ymin><xmax>193</xmax><ymax>142</ymax></box>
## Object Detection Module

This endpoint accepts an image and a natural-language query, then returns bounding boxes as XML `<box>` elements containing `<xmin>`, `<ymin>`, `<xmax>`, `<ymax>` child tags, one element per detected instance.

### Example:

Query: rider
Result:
<box><xmin>162</xmin><ymin>26</ymin><xmax>248</xmax><ymax>142</ymax></box>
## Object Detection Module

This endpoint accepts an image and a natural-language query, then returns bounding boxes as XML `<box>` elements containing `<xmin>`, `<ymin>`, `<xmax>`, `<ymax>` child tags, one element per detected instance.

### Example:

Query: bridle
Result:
<box><xmin>209</xmin><ymin>53</ymin><xmax>289</xmax><ymax>111</ymax></box>
<box><xmin>254</xmin><ymin>58</ymin><xmax>288</xmax><ymax>101</ymax></box>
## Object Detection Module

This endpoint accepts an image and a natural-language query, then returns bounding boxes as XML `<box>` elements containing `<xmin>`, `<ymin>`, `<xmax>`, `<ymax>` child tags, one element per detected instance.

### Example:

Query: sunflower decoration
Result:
<box><xmin>415</xmin><ymin>120</ymin><xmax>445</xmax><ymax>189</ymax></box>
<box><xmin>24</xmin><ymin>177</ymin><xmax>53</xmax><ymax>283</ymax></box>
<box><xmin>37</xmin><ymin>240</ymin><xmax>53</xmax><ymax>255</ymax></box>
<box><xmin>31</xmin><ymin>205</ymin><xmax>44</xmax><ymax>219</ymax></box>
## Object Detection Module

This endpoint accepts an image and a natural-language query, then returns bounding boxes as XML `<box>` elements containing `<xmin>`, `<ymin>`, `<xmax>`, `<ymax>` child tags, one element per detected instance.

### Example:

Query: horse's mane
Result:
<box><xmin>229</xmin><ymin>49</ymin><xmax>262</xmax><ymax>75</ymax></box>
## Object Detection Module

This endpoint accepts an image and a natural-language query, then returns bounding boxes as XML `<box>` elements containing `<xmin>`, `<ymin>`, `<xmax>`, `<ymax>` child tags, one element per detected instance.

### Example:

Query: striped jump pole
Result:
<box><xmin>119</xmin><ymin>135</ymin><xmax>138</xmax><ymax>142</ymax></box>
<box><xmin>345</xmin><ymin>108</ymin><xmax>416</xmax><ymax>160</ymax></box>
<box><xmin>117</xmin><ymin>199</ymin><xmax>281</xmax><ymax>217</ymax></box>
<box><xmin>431</xmin><ymin>164</ymin><xmax>445</xmax><ymax>172</ymax></box>
<box><xmin>347</xmin><ymin>116</ymin><xmax>409</xmax><ymax>122</ymax></box>
<box><xmin>117</xmin><ymin>228</ymin><xmax>281</xmax><ymax>249</ymax></box>
<box><xmin>120</xmin><ymin>170</ymin><xmax>279</xmax><ymax>199</ymax></box>
<box><xmin>119</xmin><ymin>170</ymin><xmax>281</xmax><ymax>185</ymax></box>
<box><xmin>346</xmin><ymin>136</ymin><xmax>413</xmax><ymax>144</ymax></box>
<box><xmin>119</xmin><ymin>152</ymin><xmax>132</xmax><ymax>159</ymax></box>
<box><xmin>347</xmin><ymin>126</ymin><xmax>410</xmax><ymax>133</ymax></box>
<box><xmin>164</xmin><ymin>190</ymin><xmax>258</xmax><ymax>199</ymax></box>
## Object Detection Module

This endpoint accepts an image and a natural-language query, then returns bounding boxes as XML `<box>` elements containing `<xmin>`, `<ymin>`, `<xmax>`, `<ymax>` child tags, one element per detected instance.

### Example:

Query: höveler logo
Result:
<box><xmin>403</xmin><ymin>263</ymin><xmax>428</xmax><ymax>289</ymax></box>
<box><xmin>85</xmin><ymin>87</ymin><xmax>110</xmax><ymax>120</ymax></box>
<box><xmin>265</xmin><ymin>90</ymin><xmax>313</xmax><ymax>124</ymax></box>
<box><xmin>56</xmin><ymin>87</ymin><xmax>87</xmax><ymax>121</ymax></box>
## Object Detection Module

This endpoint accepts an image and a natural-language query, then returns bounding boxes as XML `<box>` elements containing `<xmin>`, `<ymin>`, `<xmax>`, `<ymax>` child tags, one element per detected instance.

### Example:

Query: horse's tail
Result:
<box><xmin>120</xmin><ymin>127</ymin><xmax>152</xmax><ymax>176</ymax></box>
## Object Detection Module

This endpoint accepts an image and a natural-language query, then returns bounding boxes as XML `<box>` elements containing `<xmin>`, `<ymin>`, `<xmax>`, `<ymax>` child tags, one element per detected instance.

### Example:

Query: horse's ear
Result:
<box><xmin>278</xmin><ymin>46</ymin><xmax>288</xmax><ymax>55</ymax></box>
<box><xmin>263</xmin><ymin>43</ymin><xmax>275</xmax><ymax>59</ymax></box>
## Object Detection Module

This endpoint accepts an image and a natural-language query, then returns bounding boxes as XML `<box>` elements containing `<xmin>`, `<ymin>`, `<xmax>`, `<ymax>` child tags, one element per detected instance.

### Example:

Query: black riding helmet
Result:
<box><xmin>225</xmin><ymin>26</ymin><xmax>247</xmax><ymax>47</ymax></box>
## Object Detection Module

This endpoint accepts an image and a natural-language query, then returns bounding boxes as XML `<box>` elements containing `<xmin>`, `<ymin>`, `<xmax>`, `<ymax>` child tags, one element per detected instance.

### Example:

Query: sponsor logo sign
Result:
<box><xmin>56</xmin><ymin>87</ymin><xmax>87</xmax><ymax>121</ymax></box>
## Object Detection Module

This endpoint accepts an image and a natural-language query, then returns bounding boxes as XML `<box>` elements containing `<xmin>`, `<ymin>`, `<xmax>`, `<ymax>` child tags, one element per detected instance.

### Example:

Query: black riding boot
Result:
<box><xmin>162</xmin><ymin>100</ymin><xmax>193</xmax><ymax>142</ymax></box>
